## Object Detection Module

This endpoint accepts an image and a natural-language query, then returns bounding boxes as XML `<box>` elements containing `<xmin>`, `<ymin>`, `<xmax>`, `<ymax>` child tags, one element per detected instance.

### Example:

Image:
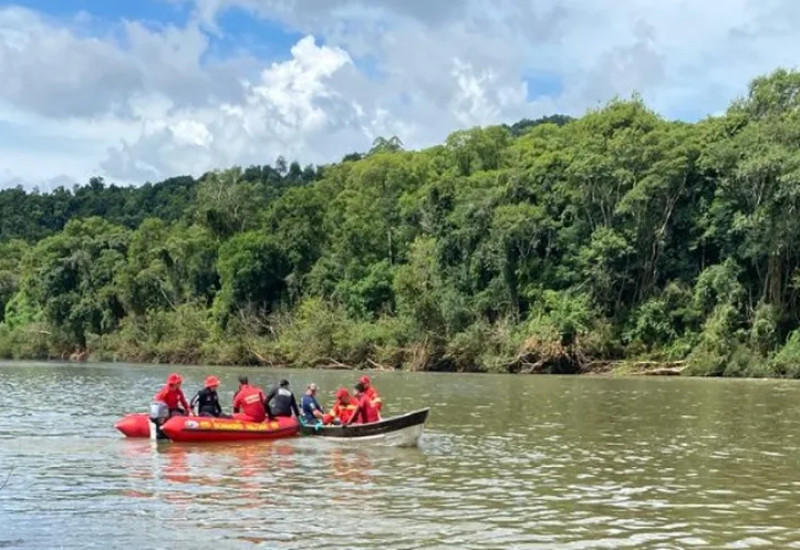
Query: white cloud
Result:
<box><xmin>248</xmin><ymin>35</ymin><xmax>352</xmax><ymax>135</ymax></box>
<box><xmin>99</xmin><ymin>35</ymin><xmax>359</xmax><ymax>181</ymax></box>
<box><xmin>2</xmin><ymin>0</ymin><xmax>800</xmax><ymax>186</ymax></box>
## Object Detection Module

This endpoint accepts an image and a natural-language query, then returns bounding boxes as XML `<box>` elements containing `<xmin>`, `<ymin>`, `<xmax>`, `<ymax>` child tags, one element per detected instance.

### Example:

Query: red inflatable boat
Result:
<box><xmin>115</xmin><ymin>414</ymin><xmax>300</xmax><ymax>442</ymax></box>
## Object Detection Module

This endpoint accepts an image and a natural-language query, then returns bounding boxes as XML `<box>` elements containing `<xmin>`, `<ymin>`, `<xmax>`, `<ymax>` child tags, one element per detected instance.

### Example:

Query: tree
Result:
<box><xmin>0</xmin><ymin>240</ymin><xmax>29</xmax><ymax>323</ymax></box>
<box><xmin>8</xmin><ymin>69</ymin><xmax>800</xmax><ymax>376</ymax></box>
<box><xmin>19</xmin><ymin>218</ymin><xmax>130</xmax><ymax>348</ymax></box>
<box><xmin>214</xmin><ymin>231</ymin><xmax>291</xmax><ymax>324</ymax></box>
<box><xmin>369</xmin><ymin>136</ymin><xmax>404</xmax><ymax>154</ymax></box>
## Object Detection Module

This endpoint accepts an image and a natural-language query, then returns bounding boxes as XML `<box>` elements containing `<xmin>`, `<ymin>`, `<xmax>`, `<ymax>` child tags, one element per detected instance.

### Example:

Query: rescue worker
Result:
<box><xmin>324</xmin><ymin>387</ymin><xmax>359</xmax><ymax>425</ymax></box>
<box><xmin>232</xmin><ymin>375</ymin><xmax>268</xmax><ymax>422</ymax></box>
<box><xmin>154</xmin><ymin>373</ymin><xmax>190</xmax><ymax>417</ymax></box>
<box><xmin>344</xmin><ymin>382</ymin><xmax>380</xmax><ymax>426</ymax></box>
<box><xmin>360</xmin><ymin>375</ymin><xmax>382</xmax><ymax>416</ymax></box>
<box><xmin>300</xmin><ymin>383</ymin><xmax>325</xmax><ymax>424</ymax></box>
<box><xmin>266</xmin><ymin>379</ymin><xmax>300</xmax><ymax>418</ymax></box>
<box><xmin>191</xmin><ymin>375</ymin><xmax>225</xmax><ymax>417</ymax></box>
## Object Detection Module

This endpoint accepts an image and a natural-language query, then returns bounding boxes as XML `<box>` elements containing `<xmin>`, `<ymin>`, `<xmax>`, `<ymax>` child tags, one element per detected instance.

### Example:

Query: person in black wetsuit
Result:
<box><xmin>191</xmin><ymin>375</ymin><xmax>227</xmax><ymax>417</ymax></box>
<box><xmin>266</xmin><ymin>379</ymin><xmax>300</xmax><ymax>418</ymax></box>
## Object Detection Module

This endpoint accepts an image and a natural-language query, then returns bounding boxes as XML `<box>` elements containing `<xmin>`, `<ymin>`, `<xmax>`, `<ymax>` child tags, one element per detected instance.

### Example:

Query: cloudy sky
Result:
<box><xmin>0</xmin><ymin>0</ymin><xmax>798</xmax><ymax>188</ymax></box>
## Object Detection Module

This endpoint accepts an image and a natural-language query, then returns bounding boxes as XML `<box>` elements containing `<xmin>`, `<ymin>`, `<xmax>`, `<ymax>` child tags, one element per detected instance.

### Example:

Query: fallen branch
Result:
<box><xmin>581</xmin><ymin>359</ymin><xmax>688</xmax><ymax>375</ymax></box>
<box><xmin>519</xmin><ymin>358</ymin><xmax>549</xmax><ymax>375</ymax></box>
<box><xmin>314</xmin><ymin>357</ymin><xmax>354</xmax><ymax>370</ymax></box>
<box><xmin>366</xmin><ymin>358</ymin><xmax>392</xmax><ymax>371</ymax></box>
<box><xmin>643</xmin><ymin>367</ymin><xmax>685</xmax><ymax>376</ymax></box>
<box><xmin>248</xmin><ymin>348</ymin><xmax>269</xmax><ymax>365</ymax></box>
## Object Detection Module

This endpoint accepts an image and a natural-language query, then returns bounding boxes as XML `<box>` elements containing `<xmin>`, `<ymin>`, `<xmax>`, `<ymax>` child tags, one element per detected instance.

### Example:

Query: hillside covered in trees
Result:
<box><xmin>4</xmin><ymin>70</ymin><xmax>800</xmax><ymax>377</ymax></box>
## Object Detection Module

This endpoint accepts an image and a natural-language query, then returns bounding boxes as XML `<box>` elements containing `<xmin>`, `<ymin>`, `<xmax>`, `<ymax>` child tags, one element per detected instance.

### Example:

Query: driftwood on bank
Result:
<box><xmin>366</xmin><ymin>358</ymin><xmax>393</xmax><ymax>372</ymax></box>
<box><xmin>500</xmin><ymin>340</ymin><xmax>587</xmax><ymax>375</ymax></box>
<box><xmin>314</xmin><ymin>357</ymin><xmax>355</xmax><ymax>370</ymax></box>
<box><xmin>582</xmin><ymin>360</ymin><xmax>687</xmax><ymax>376</ymax></box>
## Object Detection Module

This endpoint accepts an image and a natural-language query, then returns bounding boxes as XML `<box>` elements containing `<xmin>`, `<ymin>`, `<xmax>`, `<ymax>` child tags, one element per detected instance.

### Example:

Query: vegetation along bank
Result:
<box><xmin>3</xmin><ymin>70</ymin><xmax>800</xmax><ymax>378</ymax></box>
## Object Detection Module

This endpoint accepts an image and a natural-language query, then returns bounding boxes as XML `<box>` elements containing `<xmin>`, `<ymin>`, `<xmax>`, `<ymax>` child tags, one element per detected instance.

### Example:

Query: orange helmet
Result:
<box><xmin>205</xmin><ymin>375</ymin><xmax>220</xmax><ymax>388</ymax></box>
<box><xmin>167</xmin><ymin>373</ymin><xmax>183</xmax><ymax>385</ymax></box>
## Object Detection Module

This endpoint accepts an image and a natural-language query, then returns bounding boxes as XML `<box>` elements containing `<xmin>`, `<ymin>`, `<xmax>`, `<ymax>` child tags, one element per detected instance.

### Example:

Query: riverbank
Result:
<box><xmin>0</xmin><ymin>323</ymin><xmax>677</xmax><ymax>375</ymax></box>
<box><xmin>0</xmin><ymin>323</ymin><xmax>743</xmax><ymax>378</ymax></box>
<box><xmin>2</xmin><ymin>296</ymin><xmax>797</xmax><ymax>379</ymax></box>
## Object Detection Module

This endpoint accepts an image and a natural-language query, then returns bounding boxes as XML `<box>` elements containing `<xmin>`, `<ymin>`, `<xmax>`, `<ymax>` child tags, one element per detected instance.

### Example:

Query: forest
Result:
<box><xmin>3</xmin><ymin>70</ymin><xmax>800</xmax><ymax>377</ymax></box>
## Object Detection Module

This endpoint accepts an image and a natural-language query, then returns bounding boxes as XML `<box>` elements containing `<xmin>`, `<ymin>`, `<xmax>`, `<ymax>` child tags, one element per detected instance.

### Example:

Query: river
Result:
<box><xmin>2</xmin><ymin>362</ymin><xmax>800</xmax><ymax>549</ymax></box>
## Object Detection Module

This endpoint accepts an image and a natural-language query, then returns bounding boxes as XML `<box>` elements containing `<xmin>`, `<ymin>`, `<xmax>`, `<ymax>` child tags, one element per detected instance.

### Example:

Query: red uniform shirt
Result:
<box><xmin>364</xmin><ymin>386</ymin><xmax>382</xmax><ymax>411</ymax></box>
<box><xmin>233</xmin><ymin>384</ymin><xmax>267</xmax><ymax>422</ymax></box>
<box><xmin>352</xmin><ymin>394</ymin><xmax>380</xmax><ymax>424</ymax></box>
<box><xmin>154</xmin><ymin>385</ymin><xmax>190</xmax><ymax>411</ymax></box>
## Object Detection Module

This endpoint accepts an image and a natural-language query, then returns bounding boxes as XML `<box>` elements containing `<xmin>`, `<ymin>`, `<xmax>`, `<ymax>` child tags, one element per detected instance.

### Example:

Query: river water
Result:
<box><xmin>2</xmin><ymin>362</ymin><xmax>800</xmax><ymax>549</ymax></box>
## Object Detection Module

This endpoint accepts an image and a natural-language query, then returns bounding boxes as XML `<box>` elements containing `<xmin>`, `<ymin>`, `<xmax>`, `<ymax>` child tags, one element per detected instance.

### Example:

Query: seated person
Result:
<box><xmin>301</xmin><ymin>383</ymin><xmax>325</xmax><ymax>424</ymax></box>
<box><xmin>325</xmin><ymin>387</ymin><xmax>359</xmax><ymax>425</ymax></box>
<box><xmin>154</xmin><ymin>373</ymin><xmax>190</xmax><ymax>417</ymax></box>
<box><xmin>266</xmin><ymin>379</ymin><xmax>301</xmax><ymax>418</ymax></box>
<box><xmin>232</xmin><ymin>375</ymin><xmax>268</xmax><ymax>422</ymax></box>
<box><xmin>191</xmin><ymin>376</ymin><xmax>227</xmax><ymax>417</ymax></box>
<box><xmin>344</xmin><ymin>382</ymin><xmax>380</xmax><ymax>426</ymax></box>
<box><xmin>360</xmin><ymin>375</ymin><xmax>383</xmax><ymax>416</ymax></box>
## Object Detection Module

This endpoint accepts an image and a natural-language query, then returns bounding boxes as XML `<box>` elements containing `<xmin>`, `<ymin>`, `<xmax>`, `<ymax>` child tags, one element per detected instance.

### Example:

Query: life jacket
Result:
<box><xmin>330</xmin><ymin>398</ymin><xmax>358</xmax><ymax>424</ymax></box>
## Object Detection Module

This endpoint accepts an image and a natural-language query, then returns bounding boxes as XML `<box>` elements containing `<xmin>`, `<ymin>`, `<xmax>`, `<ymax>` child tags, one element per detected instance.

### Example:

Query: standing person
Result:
<box><xmin>300</xmin><ymin>383</ymin><xmax>325</xmax><ymax>424</ymax></box>
<box><xmin>232</xmin><ymin>375</ymin><xmax>268</xmax><ymax>422</ymax></box>
<box><xmin>154</xmin><ymin>373</ymin><xmax>190</xmax><ymax>417</ymax></box>
<box><xmin>360</xmin><ymin>375</ymin><xmax>383</xmax><ymax>416</ymax></box>
<box><xmin>344</xmin><ymin>382</ymin><xmax>380</xmax><ymax>426</ymax></box>
<box><xmin>266</xmin><ymin>379</ymin><xmax>301</xmax><ymax>418</ymax></box>
<box><xmin>191</xmin><ymin>376</ymin><xmax>224</xmax><ymax>417</ymax></box>
<box><xmin>325</xmin><ymin>387</ymin><xmax>358</xmax><ymax>425</ymax></box>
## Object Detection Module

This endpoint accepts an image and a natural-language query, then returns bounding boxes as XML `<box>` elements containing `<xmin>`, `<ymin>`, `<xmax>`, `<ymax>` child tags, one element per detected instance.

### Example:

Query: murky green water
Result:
<box><xmin>2</xmin><ymin>362</ymin><xmax>800</xmax><ymax>549</ymax></box>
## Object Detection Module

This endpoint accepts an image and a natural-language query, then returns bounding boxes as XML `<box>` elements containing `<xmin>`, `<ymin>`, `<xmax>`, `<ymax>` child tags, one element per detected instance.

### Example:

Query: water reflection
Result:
<box><xmin>328</xmin><ymin>447</ymin><xmax>372</xmax><ymax>486</ymax></box>
<box><xmin>116</xmin><ymin>437</ymin><xmax>379</xmax><ymax>515</ymax></box>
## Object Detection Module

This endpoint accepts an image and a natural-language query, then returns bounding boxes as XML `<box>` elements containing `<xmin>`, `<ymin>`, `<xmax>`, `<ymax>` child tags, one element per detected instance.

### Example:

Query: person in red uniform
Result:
<box><xmin>360</xmin><ymin>375</ymin><xmax>382</xmax><ymax>416</ymax></box>
<box><xmin>154</xmin><ymin>373</ymin><xmax>190</xmax><ymax>417</ymax></box>
<box><xmin>324</xmin><ymin>387</ymin><xmax>359</xmax><ymax>425</ymax></box>
<box><xmin>344</xmin><ymin>382</ymin><xmax>380</xmax><ymax>426</ymax></box>
<box><xmin>232</xmin><ymin>375</ymin><xmax>268</xmax><ymax>422</ymax></box>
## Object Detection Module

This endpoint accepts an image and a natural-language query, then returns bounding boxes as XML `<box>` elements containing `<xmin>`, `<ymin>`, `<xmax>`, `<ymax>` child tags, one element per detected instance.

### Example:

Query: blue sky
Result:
<box><xmin>0</xmin><ymin>0</ymin><xmax>798</xmax><ymax>188</ymax></box>
<box><xmin>14</xmin><ymin>0</ymin><xmax>190</xmax><ymax>22</ymax></box>
<box><xmin>14</xmin><ymin>0</ymin><xmax>304</xmax><ymax>62</ymax></box>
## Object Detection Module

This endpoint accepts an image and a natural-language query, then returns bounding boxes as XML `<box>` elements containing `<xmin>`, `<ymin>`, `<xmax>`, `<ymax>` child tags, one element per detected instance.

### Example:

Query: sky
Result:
<box><xmin>1</xmin><ymin>0</ymin><xmax>799</xmax><ymax>189</ymax></box>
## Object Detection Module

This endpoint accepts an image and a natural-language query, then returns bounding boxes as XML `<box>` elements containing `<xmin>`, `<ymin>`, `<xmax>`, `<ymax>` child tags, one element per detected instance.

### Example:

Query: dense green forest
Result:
<box><xmin>5</xmin><ymin>70</ymin><xmax>800</xmax><ymax>377</ymax></box>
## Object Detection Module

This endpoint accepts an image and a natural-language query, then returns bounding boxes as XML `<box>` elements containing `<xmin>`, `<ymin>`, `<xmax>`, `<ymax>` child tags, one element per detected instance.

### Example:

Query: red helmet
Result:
<box><xmin>205</xmin><ymin>375</ymin><xmax>220</xmax><ymax>388</ymax></box>
<box><xmin>167</xmin><ymin>373</ymin><xmax>183</xmax><ymax>385</ymax></box>
<box><xmin>335</xmin><ymin>387</ymin><xmax>350</xmax><ymax>400</ymax></box>
<box><xmin>360</xmin><ymin>375</ymin><xmax>371</xmax><ymax>386</ymax></box>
